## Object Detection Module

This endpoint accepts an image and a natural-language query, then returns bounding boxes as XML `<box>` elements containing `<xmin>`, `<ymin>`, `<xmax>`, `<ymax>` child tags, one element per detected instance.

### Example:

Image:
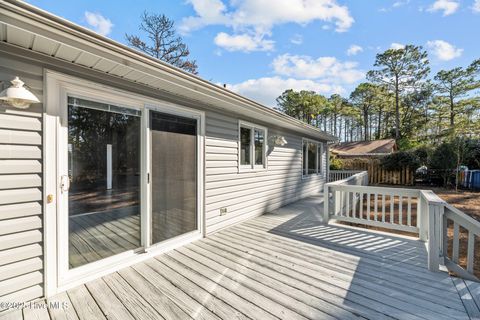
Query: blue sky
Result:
<box><xmin>29</xmin><ymin>0</ymin><xmax>480</xmax><ymax>106</ymax></box>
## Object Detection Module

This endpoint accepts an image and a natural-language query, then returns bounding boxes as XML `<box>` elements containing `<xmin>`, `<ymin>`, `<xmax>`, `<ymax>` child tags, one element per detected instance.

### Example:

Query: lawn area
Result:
<box><xmin>423</xmin><ymin>187</ymin><xmax>480</xmax><ymax>222</ymax></box>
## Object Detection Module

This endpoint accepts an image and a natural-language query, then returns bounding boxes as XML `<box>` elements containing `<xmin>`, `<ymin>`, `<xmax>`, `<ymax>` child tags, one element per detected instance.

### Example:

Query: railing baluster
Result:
<box><xmin>346</xmin><ymin>191</ymin><xmax>350</xmax><ymax>217</ymax></box>
<box><xmin>453</xmin><ymin>222</ymin><xmax>459</xmax><ymax>263</ymax></box>
<box><xmin>367</xmin><ymin>193</ymin><xmax>371</xmax><ymax>221</ymax></box>
<box><xmin>360</xmin><ymin>192</ymin><xmax>364</xmax><ymax>219</ymax></box>
<box><xmin>352</xmin><ymin>192</ymin><xmax>357</xmax><ymax>218</ymax></box>
<box><xmin>407</xmin><ymin>197</ymin><xmax>412</xmax><ymax>226</ymax></box>
<box><xmin>339</xmin><ymin>190</ymin><xmax>344</xmax><ymax>216</ymax></box>
<box><xmin>399</xmin><ymin>195</ymin><xmax>403</xmax><ymax>225</ymax></box>
<box><xmin>374</xmin><ymin>193</ymin><xmax>378</xmax><ymax>221</ymax></box>
<box><xmin>390</xmin><ymin>195</ymin><xmax>394</xmax><ymax>224</ymax></box>
<box><xmin>382</xmin><ymin>194</ymin><xmax>386</xmax><ymax>222</ymax></box>
<box><xmin>467</xmin><ymin>232</ymin><xmax>475</xmax><ymax>274</ymax></box>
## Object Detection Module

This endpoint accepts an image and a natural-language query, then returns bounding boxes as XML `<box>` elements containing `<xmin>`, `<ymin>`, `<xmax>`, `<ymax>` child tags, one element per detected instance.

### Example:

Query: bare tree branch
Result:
<box><xmin>126</xmin><ymin>11</ymin><xmax>198</xmax><ymax>74</ymax></box>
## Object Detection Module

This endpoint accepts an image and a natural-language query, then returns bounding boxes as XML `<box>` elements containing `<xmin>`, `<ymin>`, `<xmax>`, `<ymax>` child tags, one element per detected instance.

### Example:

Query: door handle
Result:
<box><xmin>60</xmin><ymin>175</ymin><xmax>70</xmax><ymax>193</ymax></box>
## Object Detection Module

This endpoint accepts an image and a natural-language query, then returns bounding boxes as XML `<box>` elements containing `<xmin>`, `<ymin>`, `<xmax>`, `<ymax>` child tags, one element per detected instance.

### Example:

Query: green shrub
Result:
<box><xmin>329</xmin><ymin>156</ymin><xmax>343</xmax><ymax>170</ymax></box>
<box><xmin>380</xmin><ymin>151</ymin><xmax>421</xmax><ymax>170</ymax></box>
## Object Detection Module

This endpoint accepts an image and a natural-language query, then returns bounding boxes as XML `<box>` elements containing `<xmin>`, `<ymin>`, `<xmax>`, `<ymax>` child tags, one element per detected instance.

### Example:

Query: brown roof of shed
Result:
<box><xmin>331</xmin><ymin>139</ymin><xmax>397</xmax><ymax>156</ymax></box>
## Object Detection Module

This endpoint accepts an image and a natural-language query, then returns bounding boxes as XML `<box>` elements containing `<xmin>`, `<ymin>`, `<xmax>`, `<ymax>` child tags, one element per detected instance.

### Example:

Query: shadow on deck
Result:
<box><xmin>1</xmin><ymin>196</ymin><xmax>476</xmax><ymax>320</ymax></box>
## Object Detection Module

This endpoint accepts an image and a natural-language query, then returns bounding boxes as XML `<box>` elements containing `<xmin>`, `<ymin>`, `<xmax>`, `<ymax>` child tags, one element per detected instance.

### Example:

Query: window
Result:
<box><xmin>302</xmin><ymin>139</ymin><xmax>325</xmax><ymax>177</ymax></box>
<box><xmin>308</xmin><ymin>142</ymin><xmax>317</xmax><ymax>174</ymax></box>
<box><xmin>239</xmin><ymin>121</ymin><xmax>267</xmax><ymax>171</ymax></box>
<box><xmin>254</xmin><ymin>129</ymin><xmax>264</xmax><ymax>165</ymax></box>
<box><xmin>240</xmin><ymin>127</ymin><xmax>251</xmax><ymax>165</ymax></box>
<box><xmin>317</xmin><ymin>144</ymin><xmax>323</xmax><ymax>174</ymax></box>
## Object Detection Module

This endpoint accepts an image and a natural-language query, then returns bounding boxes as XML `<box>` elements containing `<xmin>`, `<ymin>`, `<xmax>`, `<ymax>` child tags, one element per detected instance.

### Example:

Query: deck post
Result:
<box><xmin>323</xmin><ymin>183</ymin><xmax>330</xmax><ymax>223</ymax></box>
<box><xmin>427</xmin><ymin>203</ymin><xmax>445</xmax><ymax>272</ymax></box>
<box><xmin>418</xmin><ymin>197</ymin><xmax>428</xmax><ymax>242</ymax></box>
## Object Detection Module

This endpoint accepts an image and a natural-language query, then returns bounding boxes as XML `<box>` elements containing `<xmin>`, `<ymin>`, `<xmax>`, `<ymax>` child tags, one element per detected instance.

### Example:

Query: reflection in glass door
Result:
<box><xmin>67</xmin><ymin>97</ymin><xmax>141</xmax><ymax>268</ymax></box>
<box><xmin>150</xmin><ymin>111</ymin><xmax>198</xmax><ymax>244</ymax></box>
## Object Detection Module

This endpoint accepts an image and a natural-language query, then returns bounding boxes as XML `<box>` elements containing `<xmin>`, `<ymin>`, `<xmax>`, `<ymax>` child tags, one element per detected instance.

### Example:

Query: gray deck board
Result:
<box><xmin>47</xmin><ymin>292</ymin><xmax>78</xmax><ymax>320</ymax></box>
<box><xmin>85</xmin><ymin>278</ymin><xmax>135</xmax><ymax>320</ymax></box>
<box><xmin>66</xmin><ymin>285</ymin><xmax>105</xmax><ymax>320</ymax></box>
<box><xmin>231</xmin><ymin>224</ymin><xmax>463</xmax><ymax>307</ymax></box>
<box><xmin>453</xmin><ymin>278</ymin><xmax>480</xmax><ymax>319</ymax></box>
<box><xmin>0</xmin><ymin>196</ymin><xmax>473</xmax><ymax>320</ymax></box>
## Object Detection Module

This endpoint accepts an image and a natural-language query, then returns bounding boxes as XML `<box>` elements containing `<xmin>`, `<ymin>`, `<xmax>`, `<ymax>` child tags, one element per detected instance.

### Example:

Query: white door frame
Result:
<box><xmin>144</xmin><ymin>104</ymin><xmax>205</xmax><ymax>252</ymax></box>
<box><xmin>44</xmin><ymin>70</ymin><xmax>205</xmax><ymax>296</ymax></box>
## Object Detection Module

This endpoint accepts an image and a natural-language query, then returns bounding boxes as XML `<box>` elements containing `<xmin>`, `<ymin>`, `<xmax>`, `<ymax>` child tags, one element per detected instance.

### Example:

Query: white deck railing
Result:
<box><xmin>442</xmin><ymin>204</ymin><xmax>480</xmax><ymax>281</ymax></box>
<box><xmin>328</xmin><ymin>170</ymin><xmax>363</xmax><ymax>182</ymax></box>
<box><xmin>324</xmin><ymin>171</ymin><xmax>479</xmax><ymax>280</ymax></box>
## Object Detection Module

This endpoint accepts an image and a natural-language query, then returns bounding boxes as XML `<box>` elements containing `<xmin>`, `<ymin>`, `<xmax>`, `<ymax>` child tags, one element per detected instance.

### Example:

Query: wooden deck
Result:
<box><xmin>1</xmin><ymin>196</ymin><xmax>478</xmax><ymax>320</ymax></box>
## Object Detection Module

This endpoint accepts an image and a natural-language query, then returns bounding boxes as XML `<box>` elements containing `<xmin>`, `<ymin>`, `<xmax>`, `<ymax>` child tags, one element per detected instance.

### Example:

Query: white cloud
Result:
<box><xmin>393</xmin><ymin>0</ymin><xmax>409</xmax><ymax>7</ymax></box>
<box><xmin>473</xmin><ymin>0</ymin><xmax>480</xmax><ymax>12</ymax></box>
<box><xmin>426</xmin><ymin>40</ymin><xmax>463</xmax><ymax>61</ymax></box>
<box><xmin>290</xmin><ymin>34</ymin><xmax>303</xmax><ymax>45</ymax></box>
<box><xmin>181</xmin><ymin>0</ymin><xmax>354</xmax><ymax>51</ymax></box>
<box><xmin>427</xmin><ymin>0</ymin><xmax>459</xmax><ymax>16</ymax></box>
<box><xmin>214</xmin><ymin>32</ymin><xmax>274</xmax><ymax>52</ymax></box>
<box><xmin>84</xmin><ymin>11</ymin><xmax>113</xmax><ymax>36</ymax></box>
<box><xmin>347</xmin><ymin>44</ymin><xmax>363</xmax><ymax>56</ymax></box>
<box><xmin>224</xmin><ymin>53</ymin><xmax>364</xmax><ymax>106</ymax></box>
<box><xmin>390</xmin><ymin>42</ymin><xmax>405</xmax><ymax>49</ymax></box>
<box><xmin>227</xmin><ymin>77</ymin><xmax>345</xmax><ymax>107</ymax></box>
<box><xmin>272</xmin><ymin>54</ymin><xmax>365</xmax><ymax>84</ymax></box>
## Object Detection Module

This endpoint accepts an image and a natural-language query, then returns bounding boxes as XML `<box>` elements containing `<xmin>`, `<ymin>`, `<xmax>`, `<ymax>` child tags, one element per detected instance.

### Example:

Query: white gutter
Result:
<box><xmin>0</xmin><ymin>0</ymin><xmax>338</xmax><ymax>141</ymax></box>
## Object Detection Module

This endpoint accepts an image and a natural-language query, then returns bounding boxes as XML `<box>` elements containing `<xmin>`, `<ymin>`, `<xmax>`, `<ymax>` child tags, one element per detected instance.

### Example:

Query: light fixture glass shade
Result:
<box><xmin>0</xmin><ymin>77</ymin><xmax>40</xmax><ymax>109</ymax></box>
<box><xmin>270</xmin><ymin>135</ymin><xmax>287</xmax><ymax>146</ymax></box>
<box><xmin>275</xmin><ymin>136</ymin><xmax>288</xmax><ymax>146</ymax></box>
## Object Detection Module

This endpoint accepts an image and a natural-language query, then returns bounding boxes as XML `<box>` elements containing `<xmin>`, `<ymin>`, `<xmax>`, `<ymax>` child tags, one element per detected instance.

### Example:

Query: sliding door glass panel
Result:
<box><xmin>150</xmin><ymin>111</ymin><xmax>197</xmax><ymax>244</ymax></box>
<box><xmin>67</xmin><ymin>97</ymin><xmax>141</xmax><ymax>269</ymax></box>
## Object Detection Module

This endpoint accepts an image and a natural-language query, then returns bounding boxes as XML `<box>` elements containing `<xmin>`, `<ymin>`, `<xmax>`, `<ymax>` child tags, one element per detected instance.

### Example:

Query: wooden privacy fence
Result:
<box><xmin>324</xmin><ymin>171</ymin><xmax>480</xmax><ymax>280</ymax></box>
<box><xmin>340</xmin><ymin>159</ymin><xmax>414</xmax><ymax>185</ymax></box>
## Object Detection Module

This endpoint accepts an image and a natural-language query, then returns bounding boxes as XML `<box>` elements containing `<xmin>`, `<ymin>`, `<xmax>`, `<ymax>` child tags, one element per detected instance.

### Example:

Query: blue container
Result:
<box><xmin>471</xmin><ymin>171</ymin><xmax>480</xmax><ymax>190</ymax></box>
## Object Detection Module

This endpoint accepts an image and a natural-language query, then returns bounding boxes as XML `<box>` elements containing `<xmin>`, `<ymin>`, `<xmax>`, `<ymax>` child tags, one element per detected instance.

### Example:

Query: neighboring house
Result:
<box><xmin>0</xmin><ymin>1</ymin><xmax>336</xmax><ymax>307</ymax></box>
<box><xmin>330</xmin><ymin>138</ymin><xmax>397</xmax><ymax>158</ymax></box>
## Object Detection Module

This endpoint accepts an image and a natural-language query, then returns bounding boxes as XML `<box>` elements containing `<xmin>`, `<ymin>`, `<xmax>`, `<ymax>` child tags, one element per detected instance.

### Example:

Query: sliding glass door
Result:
<box><xmin>66</xmin><ymin>97</ymin><xmax>142</xmax><ymax>269</ymax></box>
<box><xmin>56</xmin><ymin>86</ymin><xmax>202</xmax><ymax>290</ymax></box>
<box><xmin>149</xmin><ymin>111</ymin><xmax>198</xmax><ymax>244</ymax></box>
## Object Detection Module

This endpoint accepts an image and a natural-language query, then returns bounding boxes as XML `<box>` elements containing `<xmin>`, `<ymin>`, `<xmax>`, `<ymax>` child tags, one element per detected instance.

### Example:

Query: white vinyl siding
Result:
<box><xmin>0</xmin><ymin>51</ymin><xmax>328</xmax><ymax>307</ymax></box>
<box><xmin>206</xmin><ymin>114</ymin><xmax>327</xmax><ymax>234</ymax></box>
<box><xmin>0</xmin><ymin>56</ymin><xmax>44</xmax><ymax>311</ymax></box>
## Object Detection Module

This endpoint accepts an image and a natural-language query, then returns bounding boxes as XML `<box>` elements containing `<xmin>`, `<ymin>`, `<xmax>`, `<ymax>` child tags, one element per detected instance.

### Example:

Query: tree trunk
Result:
<box><xmin>395</xmin><ymin>76</ymin><xmax>400</xmax><ymax>139</ymax></box>
<box><xmin>449</xmin><ymin>93</ymin><xmax>455</xmax><ymax>128</ymax></box>
<box><xmin>363</xmin><ymin>107</ymin><xmax>369</xmax><ymax>141</ymax></box>
<box><xmin>376</xmin><ymin>108</ymin><xmax>383</xmax><ymax>140</ymax></box>
<box><xmin>333</xmin><ymin>113</ymin><xmax>337</xmax><ymax>136</ymax></box>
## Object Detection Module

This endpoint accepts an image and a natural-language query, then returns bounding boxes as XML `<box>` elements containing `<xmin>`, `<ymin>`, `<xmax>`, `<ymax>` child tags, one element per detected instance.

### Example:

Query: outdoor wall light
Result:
<box><xmin>271</xmin><ymin>135</ymin><xmax>288</xmax><ymax>146</ymax></box>
<box><xmin>0</xmin><ymin>77</ymin><xmax>40</xmax><ymax>109</ymax></box>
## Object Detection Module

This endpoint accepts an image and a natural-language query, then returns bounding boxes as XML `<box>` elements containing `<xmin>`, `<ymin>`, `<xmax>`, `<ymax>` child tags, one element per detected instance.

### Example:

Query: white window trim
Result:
<box><xmin>302</xmin><ymin>138</ymin><xmax>325</xmax><ymax>179</ymax></box>
<box><xmin>238</xmin><ymin>120</ymin><xmax>268</xmax><ymax>172</ymax></box>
